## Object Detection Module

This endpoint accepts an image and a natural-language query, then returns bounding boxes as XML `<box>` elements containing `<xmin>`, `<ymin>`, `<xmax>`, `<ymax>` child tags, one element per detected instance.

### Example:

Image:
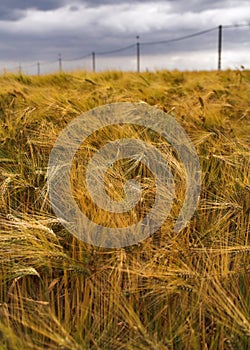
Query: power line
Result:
<box><xmin>141</xmin><ymin>26</ymin><xmax>218</xmax><ymax>46</ymax></box>
<box><xmin>223</xmin><ymin>23</ymin><xmax>250</xmax><ymax>29</ymax></box>
<box><xmin>218</xmin><ymin>25</ymin><xmax>222</xmax><ymax>71</ymax></box>
<box><xmin>63</xmin><ymin>53</ymin><xmax>92</xmax><ymax>62</ymax></box>
<box><xmin>96</xmin><ymin>43</ymin><xmax>136</xmax><ymax>56</ymax></box>
<box><xmin>217</xmin><ymin>23</ymin><xmax>250</xmax><ymax>71</ymax></box>
<box><xmin>1</xmin><ymin>23</ymin><xmax>249</xmax><ymax>74</ymax></box>
<box><xmin>136</xmin><ymin>36</ymin><xmax>140</xmax><ymax>73</ymax></box>
<box><xmin>92</xmin><ymin>52</ymin><xmax>96</xmax><ymax>72</ymax></box>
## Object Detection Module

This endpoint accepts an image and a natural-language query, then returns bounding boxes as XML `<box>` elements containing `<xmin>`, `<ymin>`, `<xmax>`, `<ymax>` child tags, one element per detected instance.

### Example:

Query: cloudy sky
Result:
<box><xmin>0</xmin><ymin>0</ymin><xmax>249</xmax><ymax>73</ymax></box>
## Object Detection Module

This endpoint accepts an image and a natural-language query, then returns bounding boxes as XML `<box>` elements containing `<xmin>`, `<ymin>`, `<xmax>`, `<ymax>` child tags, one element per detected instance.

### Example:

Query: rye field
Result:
<box><xmin>0</xmin><ymin>69</ymin><xmax>249</xmax><ymax>349</ymax></box>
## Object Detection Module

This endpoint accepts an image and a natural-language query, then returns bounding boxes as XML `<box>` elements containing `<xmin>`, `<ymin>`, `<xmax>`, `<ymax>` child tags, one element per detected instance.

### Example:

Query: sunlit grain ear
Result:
<box><xmin>0</xmin><ymin>69</ymin><xmax>249</xmax><ymax>349</ymax></box>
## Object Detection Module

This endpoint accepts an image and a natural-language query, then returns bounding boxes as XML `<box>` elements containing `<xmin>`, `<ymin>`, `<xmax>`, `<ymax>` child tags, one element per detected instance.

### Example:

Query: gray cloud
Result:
<box><xmin>1</xmin><ymin>0</ymin><xmax>248</xmax><ymax>15</ymax></box>
<box><xmin>0</xmin><ymin>0</ymin><xmax>65</xmax><ymax>20</ymax></box>
<box><xmin>0</xmin><ymin>8</ymin><xmax>23</xmax><ymax>21</ymax></box>
<box><xmin>0</xmin><ymin>0</ymin><xmax>249</xmax><ymax>72</ymax></box>
<box><xmin>0</xmin><ymin>0</ymin><xmax>63</xmax><ymax>11</ymax></box>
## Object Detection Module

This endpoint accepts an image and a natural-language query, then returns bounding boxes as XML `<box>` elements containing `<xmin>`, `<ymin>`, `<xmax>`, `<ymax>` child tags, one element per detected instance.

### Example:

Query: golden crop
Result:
<box><xmin>0</xmin><ymin>69</ymin><xmax>249</xmax><ymax>349</ymax></box>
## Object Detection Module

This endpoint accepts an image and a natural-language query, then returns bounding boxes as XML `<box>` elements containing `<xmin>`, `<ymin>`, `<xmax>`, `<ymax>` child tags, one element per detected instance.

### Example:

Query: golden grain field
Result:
<box><xmin>0</xmin><ymin>69</ymin><xmax>249</xmax><ymax>349</ymax></box>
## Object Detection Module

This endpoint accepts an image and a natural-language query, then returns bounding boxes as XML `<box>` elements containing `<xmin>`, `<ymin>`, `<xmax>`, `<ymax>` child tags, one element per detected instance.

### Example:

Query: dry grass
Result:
<box><xmin>0</xmin><ymin>68</ymin><xmax>249</xmax><ymax>349</ymax></box>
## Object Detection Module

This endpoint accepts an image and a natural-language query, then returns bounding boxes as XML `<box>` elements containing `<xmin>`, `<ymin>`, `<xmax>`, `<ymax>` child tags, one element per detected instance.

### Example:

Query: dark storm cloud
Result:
<box><xmin>68</xmin><ymin>0</ymin><xmax>250</xmax><ymax>13</ymax></box>
<box><xmin>81</xmin><ymin>0</ymin><xmax>171</xmax><ymax>5</ymax></box>
<box><xmin>0</xmin><ymin>8</ymin><xmax>23</xmax><ymax>21</ymax></box>
<box><xmin>0</xmin><ymin>0</ymin><xmax>64</xmax><ymax>20</ymax></box>
<box><xmin>0</xmin><ymin>0</ymin><xmax>249</xmax><ymax>21</ymax></box>
<box><xmin>0</xmin><ymin>0</ymin><xmax>241</xmax><ymax>15</ymax></box>
<box><xmin>0</xmin><ymin>0</ymin><xmax>63</xmax><ymax>11</ymax></box>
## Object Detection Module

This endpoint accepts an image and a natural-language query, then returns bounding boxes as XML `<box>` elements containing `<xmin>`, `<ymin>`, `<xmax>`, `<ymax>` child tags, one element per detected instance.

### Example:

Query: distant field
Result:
<box><xmin>0</xmin><ymin>69</ymin><xmax>249</xmax><ymax>349</ymax></box>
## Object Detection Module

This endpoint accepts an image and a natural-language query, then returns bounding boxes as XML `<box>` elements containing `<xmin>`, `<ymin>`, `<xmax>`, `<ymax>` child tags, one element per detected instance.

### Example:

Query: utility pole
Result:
<box><xmin>37</xmin><ymin>62</ymin><xmax>40</xmax><ymax>76</ymax></box>
<box><xmin>136</xmin><ymin>35</ymin><xmax>140</xmax><ymax>73</ymax></box>
<box><xmin>58</xmin><ymin>53</ymin><xmax>62</xmax><ymax>72</ymax></box>
<box><xmin>92</xmin><ymin>52</ymin><xmax>96</xmax><ymax>72</ymax></box>
<box><xmin>218</xmin><ymin>25</ymin><xmax>222</xmax><ymax>71</ymax></box>
<box><xmin>18</xmin><ymin>64</ymin><xmax>22</xmax><ymax>75</ymax></box>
